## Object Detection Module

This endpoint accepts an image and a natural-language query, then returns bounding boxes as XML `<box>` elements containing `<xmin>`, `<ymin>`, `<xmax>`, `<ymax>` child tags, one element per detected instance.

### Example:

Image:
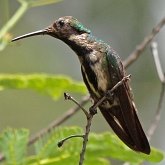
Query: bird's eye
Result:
<box><xmin>58</xmin><ymin>20</ymin><xmax>65</xmax><ymax>27</ymax></box>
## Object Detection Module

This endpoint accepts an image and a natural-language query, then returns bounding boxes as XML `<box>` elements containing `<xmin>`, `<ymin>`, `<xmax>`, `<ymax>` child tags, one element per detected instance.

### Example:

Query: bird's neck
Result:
<box><xmin>62</xmin><ymin>33</ymin><xmax>108</xmax><ymax>57</ymax></box>
<box><xmin>61</xmin><ymin>33</ymin><xmax>92</xmax><ymax>57</ymax></box>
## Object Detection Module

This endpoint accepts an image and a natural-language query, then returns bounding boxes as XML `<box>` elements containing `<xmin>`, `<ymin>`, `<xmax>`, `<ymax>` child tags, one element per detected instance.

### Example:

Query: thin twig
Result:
<box><xmin>147</xmin><ymin>84</ymin><xmax>165</xmax><ymax>141</ymax></box>
<box><xmin>61</xmin><ymin>93</ymin><xmax>93</xmax><ymax>165</ymax></box>
<box><xmin>79</xmin><ymin>112</ymin><xmax>93</xmax><ymax>165</ymax></box>
<box><xmin>147</xmin><ymin>42</ymin><xmax>165</xmax><ymax>141</ymax></box>
<box><xmin>64</xmin><ymin>93</ymin><xmax>89</xmax><ymax>118</ymax></box>
<box><xmin>57</xmin><ymin>134</ymin><xmax>84</xmax><ymax>147</ymax></box>
<box><xmin>28</xmin><ymin>95</ymin><xmax>89</xmax><ymax>145</ymax></box>
<box><xmin>59</xmin><ymin>93</ymin><xmax>93</xmax><ymax>165</ymax></box>
<box><xmin>123</xmin><ymin>17</ymin><xmax>165</xmax><ymax>68</ymax></box>
<box><xmin>80</xmin><ymin>75</ymin><xmax>131</xmax><ymax>165</ymax></box>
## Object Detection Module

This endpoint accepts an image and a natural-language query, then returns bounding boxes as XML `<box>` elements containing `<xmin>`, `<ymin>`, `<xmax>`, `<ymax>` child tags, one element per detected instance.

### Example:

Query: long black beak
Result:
<box><xmin>11</xmin><ymin>29</ymin><xmax>48</xmax><ymax>42</ymax></box>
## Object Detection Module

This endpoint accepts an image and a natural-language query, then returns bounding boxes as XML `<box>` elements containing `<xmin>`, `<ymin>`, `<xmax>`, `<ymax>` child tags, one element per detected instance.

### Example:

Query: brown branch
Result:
<box><xmin>61</xmin><ymin>76</ymin><xmax>131</xmax><ymax>165</ymax></box>
<box><xmin>123</xmin><ymin>17</ymin><xmax>165</xmax><ymax>68</ymax></box>
<box><xmin>64</xmin><ymin>93</ymin><xmax>89</xmax><ymax>118</ymax></box>
<box><xmin>79</xmin><ymin>112</ymin><xmax>93</xmax><ymax>165</ymax></box>
<box><xmin>58</xmin><ymin>93</ymin><xmax>94</xmax><ymax>165</ymax></box>
<box><xmin>79</xmin><ymin>75</ymin><xmax>131</xmax><ymax>165</ymax></box>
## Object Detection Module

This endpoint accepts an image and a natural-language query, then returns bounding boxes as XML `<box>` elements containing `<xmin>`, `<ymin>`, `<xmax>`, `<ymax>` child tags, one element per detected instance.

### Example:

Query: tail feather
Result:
<box><xmin>99</xmin><ymin>83</ymin><xmax>150</xmax><ymax>154</ymax></box>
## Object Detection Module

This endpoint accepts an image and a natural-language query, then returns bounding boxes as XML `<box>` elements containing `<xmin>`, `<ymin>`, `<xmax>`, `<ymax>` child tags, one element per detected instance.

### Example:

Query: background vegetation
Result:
<box><xmin>0</xmin><ymin>0</ymin><xmax>165</xmax><ymax>164</ymax></box>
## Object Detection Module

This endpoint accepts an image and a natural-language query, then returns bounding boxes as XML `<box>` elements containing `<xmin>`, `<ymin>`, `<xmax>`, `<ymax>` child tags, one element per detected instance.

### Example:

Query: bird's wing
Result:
<box><xmin>99</xmin><ymin>49</ymin><xmax>150</xmax><ymax>154</ymax></box>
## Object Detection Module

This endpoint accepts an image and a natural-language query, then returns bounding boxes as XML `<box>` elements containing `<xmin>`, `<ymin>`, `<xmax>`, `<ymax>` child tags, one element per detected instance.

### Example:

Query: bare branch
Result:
<box><xmin>147</xmin><ymin>42</ymin><xmax>165</xmax><ymax>141</ymax></box>
<box><xmin>79</xmin><ymin>112</ymin><xmax>93</xmax><ymax>165</ymax></box>
<box><xmin>64</xmin><ymin>93</ymin><xmax>89</xmax><ymax>118</ymax></box>
<box><xmin>151</xmin><ymin>42</ymin><xmax>165</xmax><ymax>83</ymax></box>
<box><xmin>62</xmin><ymin>75</ymin><xmax>131</xmax><ymax>165</ymax></box>
<box><xmin>147</xmin><ymin>84</ymin><xmax>165</xmax><ymax>141</ymax></box>
<box><xmin>123</xmin><ymin>17</ymin><xmax>165</xmax><ymax>68</ymax></box>
<box><xmin>81</xmin><ymin>75</ymin><xmax>132</xmax><ymax>165</ymax></box>
<box><xmin>60</xmin><ymin>93</ymin><xmax>94</xmax><ymax>165</ymax></box>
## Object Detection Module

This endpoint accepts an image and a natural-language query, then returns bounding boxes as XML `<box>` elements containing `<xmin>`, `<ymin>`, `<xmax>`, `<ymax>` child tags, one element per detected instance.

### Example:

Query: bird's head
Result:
<box><xmin>12</xmin><ymin>16</ymin><xmax>91</xmax><ymax>42</ymax></box>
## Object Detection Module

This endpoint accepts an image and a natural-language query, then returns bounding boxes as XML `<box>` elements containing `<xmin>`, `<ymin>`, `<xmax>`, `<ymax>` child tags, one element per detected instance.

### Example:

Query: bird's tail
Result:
<box><xmin>99</xmin><ymin>87</ymin><xmax>150</xmax><ymax>154</ymax></box>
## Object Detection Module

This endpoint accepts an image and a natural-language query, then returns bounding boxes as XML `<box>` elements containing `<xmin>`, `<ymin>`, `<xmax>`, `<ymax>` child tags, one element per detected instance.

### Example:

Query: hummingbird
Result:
<box><xmin>12</xmin><ymin>16</ymin><xmax>150</xmax><ymax>154</ymax></box>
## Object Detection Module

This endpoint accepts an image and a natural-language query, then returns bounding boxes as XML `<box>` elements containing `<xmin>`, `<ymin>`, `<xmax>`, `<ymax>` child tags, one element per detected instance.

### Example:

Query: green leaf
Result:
<box><xmin>33</xmin><ymin>127</ymin><xmax>110</xmax><ymax>165</ymax></box>
<box><xmin>27</xmin><ymin>156</ymin><xmax>79</xmax><ymax>165</ymax></box>
<box><xmin>0</xmin><ymin>128</ymin><xmax>29</xmax><ymax>165</ymax></box>
<box><xmin>84</xmin><ymin>158</ymin><xmax>110</xmax><ymax>165</ymax></box>
<box><xmin>2</xmin><ymin>127</ymin><xmax>162</xmax><ymax>165</ymax></box>
<box><xmin>34</xmin><ymin>127</ymin><xmax>83</xmax><ymax>158</ymax></box>
<box><xmin>0</xmin><ymin>74</ymin><xmax>87</xmax><ymax>100</ymax></box>
<box><xmin>87</xmin><ymin>132</ymin><xmax>164</xmax><ymax>164</ymax></box>
<box><xmin>27</xmin><ymin>157</ymin><xmax>110</xmax><ymax>165</ymax></box>
<box><xmin>28</xmin><ymin>127</ymin><xmax>83</xmax><ymax>165</ymax></box>
<box><xmin>33</xmin><ymin>127</ymin><xmax>163</xmax><ymax>165</ymax></box>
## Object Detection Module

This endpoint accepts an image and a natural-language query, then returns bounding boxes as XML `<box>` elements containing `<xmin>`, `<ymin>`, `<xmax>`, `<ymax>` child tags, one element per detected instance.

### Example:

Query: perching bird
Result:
<box><xmin>12</xmin><ymin>16</ymin><xmax>150</xmax><ymax>154</ymax></box>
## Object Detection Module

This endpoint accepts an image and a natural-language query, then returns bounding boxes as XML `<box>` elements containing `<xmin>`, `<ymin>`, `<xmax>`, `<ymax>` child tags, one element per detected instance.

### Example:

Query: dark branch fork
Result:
<box><xmin>59</xmin><ymin>75</ymin><xmax>131</xmax><ymax>165</ymax></box>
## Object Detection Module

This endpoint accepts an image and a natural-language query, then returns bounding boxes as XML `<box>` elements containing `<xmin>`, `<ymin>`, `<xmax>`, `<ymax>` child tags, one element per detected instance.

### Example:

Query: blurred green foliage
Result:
<box><xmin>0</xmin><ymin>127</ymin><xmax>164</xmax><ymax>165</ymax></box>
<box><xmin>0</xmin><ymin>0</ymin><xmax>62</xmax><ymax>51</ymax></box>
<box><xmin>0</xmin><ymin>74</ymin><xmax>86</xmax><ymax>100</ymax></box>
<box><xmin>0</xmin><ymin>0</ymin><xmax>165</xmax><ymax>165</ymax></box>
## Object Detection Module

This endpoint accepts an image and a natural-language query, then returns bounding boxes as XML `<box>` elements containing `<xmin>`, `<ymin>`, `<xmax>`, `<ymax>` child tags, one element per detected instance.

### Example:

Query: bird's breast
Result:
<box><xmin>88</xmin><ymin>51</ymin><xmax>110</xmax><ymax>94</ymax></box>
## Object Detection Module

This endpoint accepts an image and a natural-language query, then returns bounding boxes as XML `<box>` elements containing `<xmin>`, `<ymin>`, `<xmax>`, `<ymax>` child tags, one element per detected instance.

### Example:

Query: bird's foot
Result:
<box><xmin>89</xmin><ymin>105</ymin><xmax>97</xmax><ymax>115</ymax></box>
